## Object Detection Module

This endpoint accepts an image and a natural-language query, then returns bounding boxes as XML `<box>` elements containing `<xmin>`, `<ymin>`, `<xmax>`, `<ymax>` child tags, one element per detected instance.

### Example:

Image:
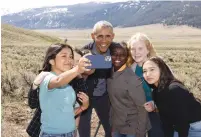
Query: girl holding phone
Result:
<box><xmin>37</xmin><ymin>43</ymin><xmax>91</xmax><ymax>137</ymax></box>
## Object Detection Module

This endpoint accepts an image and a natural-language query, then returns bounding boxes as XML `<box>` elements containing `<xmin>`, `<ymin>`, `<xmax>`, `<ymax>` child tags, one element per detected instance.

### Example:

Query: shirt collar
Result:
<box><xmin>92</xmin><ymin>42</ymin><xmax>110</xmax><ymax>56</ymax></box>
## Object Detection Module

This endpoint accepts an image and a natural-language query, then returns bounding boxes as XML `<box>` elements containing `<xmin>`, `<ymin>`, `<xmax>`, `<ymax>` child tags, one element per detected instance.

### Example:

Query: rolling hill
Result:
<box><xmin>1</xmin><ymin>24</ymin><xmax>60</xmax><ymax>45</ymax></box>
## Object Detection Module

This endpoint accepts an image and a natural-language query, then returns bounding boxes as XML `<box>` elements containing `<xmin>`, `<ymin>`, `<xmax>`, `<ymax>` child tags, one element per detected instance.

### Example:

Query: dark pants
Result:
<box><xmin>78</xmin><ymin>94</ymin><xmax>111</xmax><ymax>137</ymax></box>
<box><xmin>148</xmin><ymin>112</ymin><xmax>164</xmax><ymax>137</ymax></box>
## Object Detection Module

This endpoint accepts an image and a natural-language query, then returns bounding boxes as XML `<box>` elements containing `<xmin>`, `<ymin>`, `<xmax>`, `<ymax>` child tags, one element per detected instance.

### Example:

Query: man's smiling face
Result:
<box><xmin>91</xmin><ymin>27</ymin><xmax>114</xmax><ymax>54</ymax></box>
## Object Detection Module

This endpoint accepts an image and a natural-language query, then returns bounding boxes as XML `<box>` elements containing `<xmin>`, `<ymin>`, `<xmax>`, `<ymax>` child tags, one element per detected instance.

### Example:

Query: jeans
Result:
<box><xmin>39</xmin><ymin>131</ymin><xmax>76</xmax><ymax>137</ymax></box>
<box><xmin>174</xmin><ymin>121</ymin><xmax>201</xmax><ymax>137</ymax></box>
<box><xmin>112</xmin><ymin>132</ymin><xmax>135</xmax><ymax>137</ymax></box>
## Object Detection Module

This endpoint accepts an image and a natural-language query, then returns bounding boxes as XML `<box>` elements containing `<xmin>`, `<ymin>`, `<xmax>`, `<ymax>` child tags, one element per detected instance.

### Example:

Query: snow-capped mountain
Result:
<box><xmin>1</xmin><ymin>8</ymin><xmax>23</xmax><ymax>16</ymax></box>
<box><xmin>2</xmin><ymin>1</ymin><xmax>201</xmax><ymax>29</ymax></box>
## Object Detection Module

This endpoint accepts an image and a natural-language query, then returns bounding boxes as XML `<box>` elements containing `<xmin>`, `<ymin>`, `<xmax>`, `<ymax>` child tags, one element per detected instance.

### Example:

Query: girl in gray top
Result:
<box><xmin>107</xmin><ymin>42</ymin><xmax>151</xmax><ymax>137</ymax></box>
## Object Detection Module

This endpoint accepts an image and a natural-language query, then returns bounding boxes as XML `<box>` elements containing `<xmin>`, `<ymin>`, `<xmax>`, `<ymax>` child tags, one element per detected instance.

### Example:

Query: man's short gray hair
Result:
<box><xmin>92</xmin><ymin>20</ymin><xmax>113</xmax><ymax>34</ymax></box>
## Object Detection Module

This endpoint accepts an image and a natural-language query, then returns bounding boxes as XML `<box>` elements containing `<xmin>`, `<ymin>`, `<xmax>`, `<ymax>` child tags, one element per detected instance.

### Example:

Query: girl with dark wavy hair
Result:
<box><xmin>32</xmin><ymin>43</ymin><xmax>91</xmax><ymax>137</ymax></box>
<box><xmin>142</xmin><ymin>56</ymin><xmax>201</xmax><ymax>137</ymax></box>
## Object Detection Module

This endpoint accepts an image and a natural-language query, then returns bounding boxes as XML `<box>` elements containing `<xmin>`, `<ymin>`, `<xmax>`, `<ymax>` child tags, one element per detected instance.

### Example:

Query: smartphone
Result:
<box><xmin>85</xmin><ymin>55</ymin><xmax>112</xmax><ymax>69</ymax></box>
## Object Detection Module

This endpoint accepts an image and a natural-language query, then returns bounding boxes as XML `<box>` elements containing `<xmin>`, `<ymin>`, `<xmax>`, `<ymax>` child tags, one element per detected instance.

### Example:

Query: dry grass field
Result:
<box><xmin>1</xmin><ymin>24</ymin><xmax>201</xmax><ymax>137</ymax></box>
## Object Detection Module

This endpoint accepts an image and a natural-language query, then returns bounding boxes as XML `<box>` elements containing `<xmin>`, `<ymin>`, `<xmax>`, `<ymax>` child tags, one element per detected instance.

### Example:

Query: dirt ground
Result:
<box><xmin>2</xmin><ymin>101</ymin><xmax>105</xmax><ymax>137</ymax></box>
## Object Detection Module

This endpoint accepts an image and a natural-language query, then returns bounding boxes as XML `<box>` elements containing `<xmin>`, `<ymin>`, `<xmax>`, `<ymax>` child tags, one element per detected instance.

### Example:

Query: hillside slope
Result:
<box><xmin>1</xmin><ymin>24</ymin><xmax>60</xmax><ymax>45</ymax></box>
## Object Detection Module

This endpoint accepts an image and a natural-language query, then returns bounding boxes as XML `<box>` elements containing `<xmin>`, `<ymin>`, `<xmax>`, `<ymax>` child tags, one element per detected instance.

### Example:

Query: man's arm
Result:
<box><xmin>70</xmin><ymin>78</ymin><xmax>88</xmax><ymax>94</ymax></box>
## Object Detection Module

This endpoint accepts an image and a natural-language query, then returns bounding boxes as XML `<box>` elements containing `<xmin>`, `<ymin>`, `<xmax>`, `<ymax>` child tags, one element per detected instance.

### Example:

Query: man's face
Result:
<box><xmin>91</xmin><ymin>27</ymin><xmax>114</xmax><ymax>54</ymax></box>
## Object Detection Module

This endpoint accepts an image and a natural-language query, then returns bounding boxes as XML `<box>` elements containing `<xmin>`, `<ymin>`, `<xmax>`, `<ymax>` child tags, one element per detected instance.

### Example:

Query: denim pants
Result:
<box><xmin>39</xmin><ymin>130</ymin><xmax>76</xmax><ymax>137</ymax></box>
<box><xmin>112</xmin><ymin>132</ymin><xmax>135</xmax><ymax>137</ymax></box>
<box><xmin>174</xmin><ymin>121</ymin><xmax>201</xmax><ymax>137</ymax></box>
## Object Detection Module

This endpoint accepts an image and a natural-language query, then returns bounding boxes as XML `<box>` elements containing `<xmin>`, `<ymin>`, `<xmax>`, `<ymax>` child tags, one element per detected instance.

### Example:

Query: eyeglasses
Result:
<box><xmin>95</xmin><ymin>34</ymin><xmax>113</xmax><ymax>41</ymax></box>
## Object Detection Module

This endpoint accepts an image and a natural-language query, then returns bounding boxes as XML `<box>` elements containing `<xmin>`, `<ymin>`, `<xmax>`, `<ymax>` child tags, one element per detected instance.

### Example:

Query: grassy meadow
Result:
<box><xmin>1</xmin><ymin>24</ymin><xmax>201</xmax><ymax>137</ymax></box>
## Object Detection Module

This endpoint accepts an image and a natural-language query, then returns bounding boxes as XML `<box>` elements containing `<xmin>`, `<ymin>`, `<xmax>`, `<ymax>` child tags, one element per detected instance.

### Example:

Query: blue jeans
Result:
<box><xmin>39</xmin><ymin>131</ymin><xmax>76</xmax><ymax>137</ymax></box>
<box><xmin>174</xmin><ymin>121</ymin><xmax>201</xmax><ymax>137</ymax></box>
<box><xmin>112</xmin><ymin>132</ymin><xmax>135</xmax><ymax>137</ymax></box>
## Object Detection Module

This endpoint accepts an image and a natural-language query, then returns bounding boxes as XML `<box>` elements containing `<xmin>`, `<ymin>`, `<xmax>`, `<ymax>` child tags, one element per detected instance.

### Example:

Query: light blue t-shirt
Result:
<box><xmin>39</xmin><ymin>72</ymin><xmax>78</xmax><ymax>134</ymax></box>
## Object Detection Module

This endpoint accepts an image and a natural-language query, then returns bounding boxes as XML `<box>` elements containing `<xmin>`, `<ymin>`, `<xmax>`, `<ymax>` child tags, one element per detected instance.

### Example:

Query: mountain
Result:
<box><xmin>1</xmin><ymin>8</ymin><xmax>13</xmax><ymax>16</ymax></box>
<box><xmin>2</xmin><ymin>1</ymin><xmax>201</xmax><ymax>29</ymax></box>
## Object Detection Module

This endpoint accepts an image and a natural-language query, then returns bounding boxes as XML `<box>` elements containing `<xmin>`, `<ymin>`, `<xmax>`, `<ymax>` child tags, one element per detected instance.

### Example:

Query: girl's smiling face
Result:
<box><xmin>111</xmin><ymin>46</ymin><xmax>128</xmax><ymax>71</ymax></box>
<box><xmin>130</xmin><ymin>40</ymin><xmax>149</xmax><ymax>66</ymax></box>
<box><xmin>51</xmin><ymin>47</ymin><xmax>74</xmax><ymax>74</ymax></box>
<box><xmin>143</xmin><ymin>60</ymin><xmax>160</xmax><ymax>87</ymax></box>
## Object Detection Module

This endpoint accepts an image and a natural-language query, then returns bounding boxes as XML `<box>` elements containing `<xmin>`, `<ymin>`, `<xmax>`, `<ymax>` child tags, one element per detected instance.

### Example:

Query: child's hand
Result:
<box><xmin>32</xmin><ymin>71</ymin><xmax>50</xmax><ymax>89</ymax></box>
<box><xmin>144</xmin><ymin>101</ymin><xmax>155</xmax><ymax>112</ymax></box>
<box><xmin>83</xmin><ymin>53</ymin><xmax>95</xmax><ymax>75</ymax></box>
<box><xmin>77</xmin><ymin>92</ymin><xmax>89</xmax><ymax>110</ymax></box>
<box><xmin>76</xmin><ymin>57</ymin><xmax>91</xmax><ymax>74</ymax></box>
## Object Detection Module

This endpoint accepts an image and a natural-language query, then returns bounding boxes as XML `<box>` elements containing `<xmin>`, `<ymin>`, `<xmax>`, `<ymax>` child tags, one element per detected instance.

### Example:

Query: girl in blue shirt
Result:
<box><xmin>38</xmin><ymin>43</ymin><xmax>91</xmax><ymax>137</ymax></box>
